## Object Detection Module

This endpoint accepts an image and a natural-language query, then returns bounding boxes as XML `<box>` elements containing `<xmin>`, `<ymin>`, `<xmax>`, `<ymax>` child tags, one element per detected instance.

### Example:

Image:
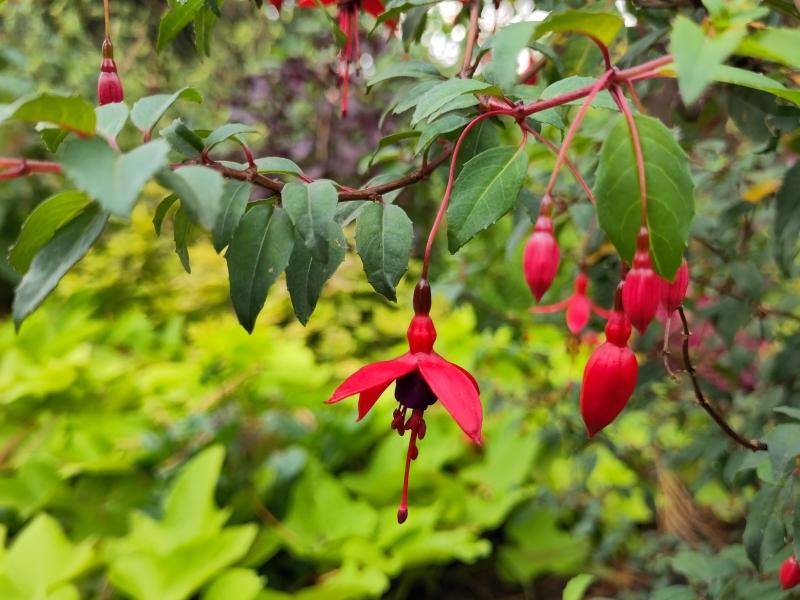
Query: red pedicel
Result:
<box><xmin>622</xmin><ymin>227</ymin><xmax>661</xmax><ymax>333</ymax></box>
<box><xmin>660</xmin><ymin>258</ymin><xmax>689</xmax><ymax>314</ymax></box>
<box><xmin>580</xmin><ymin>288</ymin><xmax>638</xmax><ymax>437</ymax></box>
<box><xmin>97</xmin><ymin>38</ymin><xmax>124</xmax><ymax>105</ymax></box>
<box><xmin>523</xmin><ymin>214</ymin><xmax>560</xmax><ymax>302</ymax></box>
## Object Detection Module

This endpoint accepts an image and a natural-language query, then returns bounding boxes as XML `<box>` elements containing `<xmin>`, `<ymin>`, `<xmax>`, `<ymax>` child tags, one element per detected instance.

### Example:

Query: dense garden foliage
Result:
<box><xmin>1</xmin><ymin>0</ymin><xmax>800</xmax><ymax>598</ymax></box>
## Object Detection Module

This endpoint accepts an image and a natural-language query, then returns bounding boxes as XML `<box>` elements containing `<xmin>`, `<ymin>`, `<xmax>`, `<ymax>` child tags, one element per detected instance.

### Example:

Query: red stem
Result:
<box><xmin>610</xmin><ymin>85</ymin><xmax>647</xmax><ymax>226</ymax></box>
<box><xmin>397</xmin><ymin>427</ymin><xmax>419</xmax><ymax>524</ymax></box>
<box><xmin>576</xmin><ymin>32</ymin><xmax>612</xmax><ymax>70</ymax></box>
<box><xmin>103</xmin><ymin>0</ymin><xmax>111</xmax><ymax>38</ymax></box>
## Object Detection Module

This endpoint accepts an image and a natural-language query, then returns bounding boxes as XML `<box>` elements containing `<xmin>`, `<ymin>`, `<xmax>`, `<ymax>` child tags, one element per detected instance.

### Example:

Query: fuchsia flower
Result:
<box><xmin>530</xmin><ymin>272</ymin><xmax>612</xmax><ymax>335</ymax></box>
<box><xmin>298</xmin><ymin>0</ymin><xmax>388</xmax><ymax>116</ymax></box>
<box><xmin>622</xmin><ymin>227</ymin><xmax>660</xmax><ymax>333</ymax></box>
<box><xmin>327</xmin><ymin>280</ymin><xmax>482</xmax><ymax>523</ymax></box>
<box><xmin>523</xmin><ymin>214</ymin><xmax>560</xmax><ymax>302</ymax></box>
<box><xmin>97</xmin><ymin>38</ymin><xmax>124</xmax><ymax>105</ymax></box>
<box><xmin>780</xmin><ymin>556</ymin><xmax>800</xmax><ymax>590</ymax></box>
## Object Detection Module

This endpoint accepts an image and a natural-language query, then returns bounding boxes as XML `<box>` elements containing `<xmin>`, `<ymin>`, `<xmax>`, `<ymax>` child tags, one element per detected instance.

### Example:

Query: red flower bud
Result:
<box><xmin>566</xmin><ymin>274</ymin><xmax>591</xmax><ymax>335</ymax></box>
<box><xmin>660</xmin><ymin>258</ymin><xmax>689</xmax><ymax>314</ymax></box>
<box><xmin>523</xmin><ymin>216</ymin><xmax>560</xmax><ymax>302</ymax></box>
<box><xmin>97</xmin><ymin>38</ymin><xmax>124</xmax><ymax>105</ymax></box>
<box><xmin>580</xmin><ymin>309</ymin><xmax>638</xmax><ymax>437</ymax></box>
<box><xmin>780</xmin><ymin>556</ymin><xmax>800</xmax><ymax>590</ymax></box>
<box><xmin>622</xmin><ymin>227</ymin><xmax>660</xmax><ymax>333</ymax></box>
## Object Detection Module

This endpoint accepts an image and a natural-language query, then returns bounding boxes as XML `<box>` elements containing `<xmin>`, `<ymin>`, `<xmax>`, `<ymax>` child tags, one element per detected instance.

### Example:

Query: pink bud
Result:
<box><xmin>660</xmin><ymin>258</ymin><xmax>689</xmax><ymax>314</ymax></box>
<box><xmin>98</xmin><ymin>38</ymin><xmax>124</xmax><ymax>106</ymax></box>
<box><xmin>566</xmin><ymin>291</ymin><xmax>591</xmax><ymax>336</ymax></box>
<box><xmin>580</xmin><ymin>310</ymin><xmax>638</xmax><ymax>437</ymax></box>
<box><xmin>780</xmin><ymin>556</ymin><xmax>800</xmax><ymax>590</ymax></box>
<box><xmin>523</xmin><ymin>216</ymin><xmax>560</xmax><ymax>302</ymax></box>
<box><xmin>622</xmin><ymin>228</ymin><xmax>660</xmax><ymax>333</ymax></box>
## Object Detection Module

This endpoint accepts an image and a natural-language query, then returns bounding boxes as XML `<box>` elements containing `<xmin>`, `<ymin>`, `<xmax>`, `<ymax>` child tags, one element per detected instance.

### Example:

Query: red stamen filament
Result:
<box><xmin>397</xmin><ymin>408</ymin><xmax>424</xmax><ymax>524</ymax></box>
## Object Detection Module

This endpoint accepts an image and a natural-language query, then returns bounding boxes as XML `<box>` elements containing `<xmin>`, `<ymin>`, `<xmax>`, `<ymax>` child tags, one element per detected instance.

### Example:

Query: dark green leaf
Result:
<box><xmin>743</xmin><ymin>477</ymin><xmax>790</xmax><ymax>569</ymax></box>
<box><xmin>594</xmin><ymin>114</ymin><xmax>695</xmax><ymax>280</ymax></box>
<box><xmin>736</xmin><ymin>27</ymin><xmax>800</xmax><ymax>69</ymax></box>
<box><xmin>9</xmin><ymin>190</ymin><xmax>92</xmax><ymax>273</ymax></box>
<box><xmin>414</xmin><ymin>113</ymin><xmax>469</xmax><ymax>156</ymax></box>
<box><xmin>157</xmin><ymin>165</ymin><xmax>225</xmax><ymax>231</ymax></box>
<box><xmin>282</xmin><ymin>180</ymin><xmax>338</xmax><ymax>262</ymax></box>
<box><xmin>205</xmin><ymin>123</ymin><xmax>259</xmax><ymax>151</ymax></box>
<box><xmin>484</xmin><ymin>22</ymin><xmax>536</xmax><ymax>92</ymax></box>
<box><xmin>161</xmin><ymin>118</ymin><xmax>205</xmax><ymax>158</ymax></box>
<box><xmin>39</xmin><ymin>127</ymin><xmax>68</xmax><ymax>153</ymax></box>
<box><xmin>393</xmin><ymin>80</ymin><xmax>440</xmax><ymax>115</ymax></box>
<box><xmin>226</xmin><ymin>205</ymin><xmax>294</xmax><ymax>333</ymax></box>
<box><xmin>411</xmin><ymin>79</ymin><xmax>495</xmax><ymax>126</ymax></box>
<box><xmin>153</xmin><ymin>194</ymin><xmax>179</xmax><ymax>236</ymax></box>
<box><xmin>157</xmin><ymin>0</ymin><xmax>206</xmax><ymax>52</ymax></box>
<box><xmin>253</xmin><ymin>157</ymin><xmax>304</xmax><ymax>176</ymax></box>
<box><xmin>130</xmin><ymin>87</ymin><xmax>203</xmax><ymax>134</ymax></box>
<box><xmin>355</xmin><ymin>202</ymin><xmax>412</xmax><ymax>302</ymax></box>
<box><xmin>447</xmin><ymin>145</ymin><xmax>528</xmax><ymax>253</ymax></box>
<box><xmin>174</xmin><ymin>206</ymin><xmax>192</xmax><ymax>273</ymax></box>
<box><xmin>13</xmin><ymin>206</ymin><xmax>108</xmax><ymax>330</ymax></box>
<box><xmin>370</xmin><ymin>131</ymin><xmax>420</xmax><ymax>164</ymax></box>
<box><xmin>774</xmin><ymin>163</ymin><xmax>800</xmax><ymax>276</ymax></box>
<box><xmin>213</xmin><ymin>180</ymin><xmax>252</xmax><ymax>252</ymax></box>
<box><xmin>0</xmin><ymin>92</ymin><xmax>96</xmax><ymax>135</ymax></box>
<box><xmin>366</xmin><ymin>61</ymin><xmax>441</xmax><ymax>90</ymax></box>
<box><xmin>60</xmin><ymin>137</ymin><xmax>171</xmax><ymax>218</ymax></box>
<box><xmin>286</xmin><ymin>223</ymin><xmax>347</xmax><ymax>324</ymax></box>
<box><xmin>765</xmin><ymin>424</ymin><xmax>800</xmax><ymax>477</ymax></box>
<box><xmin>538</xmin><ymin>76</ymin><xmax>617</xmax><ymax>111</ymax></box>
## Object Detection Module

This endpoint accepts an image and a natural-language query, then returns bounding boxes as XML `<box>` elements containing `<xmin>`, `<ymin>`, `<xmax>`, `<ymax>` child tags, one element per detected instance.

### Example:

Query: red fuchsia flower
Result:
<box><xmin>298</xmin><ymin>0</ymin><xmax>387</xmax><ymax>116</ymax></box>
<box><xmin>326</xmin><ymin>280</ymin><xmax>482</xmax><ymax>523</ymax></box>
<box><xmin>97</xmin><ymin>38</ymin><xmax>124</xmax><ymax>105</ymax></box>
<box><xmin>523</xmin><ymin>198</ymin><xmax>560</xmax><ymax>302</ymax></box>
<box><xmin>580</xmin><ymin>284</ymin><xmax>638</xmax><ymax>438</ymax></box>
<box><xmin>530</xmin><ymin>272</ymin><xmax>612</xmax><ymax>335</ymax></box>
<box><xmin>780</xmin><ymin>556</ymin><xmax>800</xmax><ymax>590</ymax></box>
<box><xmin>660</xmin><ymin>257</ymin><xmax>689</xmax><ymax>314</ymax></box>
<box><xmin>622</xmin><ymin>226</ymin><xmax>661</xmax><ymax>333</ymax></box>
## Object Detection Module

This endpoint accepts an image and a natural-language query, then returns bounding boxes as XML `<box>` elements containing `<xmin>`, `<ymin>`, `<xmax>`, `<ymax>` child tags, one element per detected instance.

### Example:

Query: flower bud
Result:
<box><xmin>622</xmin><ymin>227</ymin><xmax>660</xmax><ymax>333</ymax></box>
<box><xmin>566</xmin><ymin>275</ymin><xmax>591</xmax><ymax>335</ymax></box>
<box><xmin>780</xmin><ymin>556</ymin><xmax>800</xmax><ymax>590</ymax></box>
<box><xmin>660</xmin><ymin>258</ymin><xmax>689</xmax><ymax>314</ymax></box>
<box><xmin>580</xmin><ymin>310</ymin><xmax>638</xmax><ymax>437</ymax></box>
<box><xmin>523</xmin><ymin>216</ymin><xmax>560</xmax><ymax>302</ymax></box>
<box><xmin>97</xmin><ymin>38</ymin><xmax>124</xmax><ymax>105</ymax></box>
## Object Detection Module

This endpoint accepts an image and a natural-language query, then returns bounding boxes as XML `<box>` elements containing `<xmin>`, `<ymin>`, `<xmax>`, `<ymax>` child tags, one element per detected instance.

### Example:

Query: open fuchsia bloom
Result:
<box><xmin>780</xmin><ymin>556</ymin><xmax>800</xmax><ymax>590</ymax></box>
<box><xmin>97</xmin><ymin>38</ymin><xmax>124</xmax><ymax>105</ymax></box>
<box><xmin>580</xmin><ymin>285</ymin><xmax>638</xmax><ymax>437</ymax></box>
<box><xmin>326</xmin><ymin>280</ymin><xmax>482</xmax><ymax>523</ymax></box>
<box><xmin>660</xmin><ymin>257</ymin><xmax>689</xmax><ymax>314</ymax></box>
<box><xmin>298</xmin><ymin>0</ymin><xmax>387</xmax><ymax>116</ymax></box>
<box><xmin>530</xmin><ymin>272</ymin><xmax>612</xmax><ymax>335</ymax></box>
<box><xmin>523</xmin><ymin>212</ymin><xmax>560</xmax><ymax>302</ymax></box>
<box><xmin>622</xmin><ymin>226</ymin><xmax>661</xmax><ymax>333</ymax></box>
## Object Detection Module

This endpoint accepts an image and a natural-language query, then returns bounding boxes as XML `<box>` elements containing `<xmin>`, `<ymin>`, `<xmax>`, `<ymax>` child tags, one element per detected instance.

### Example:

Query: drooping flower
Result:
<box><xmin>326</xmin><ymin>280</ymin><xmax>482</xmax><ymax>523</ymax></box>
<box><xmin>580</xmin><ymin>284</ymin><xmax>638</xmax><ymax>437</ymax></box>
<box><xmin>523</xmin><ymin>199</ymin><xmax>560</xmax><ymax>302</ymax></box>
<box><xmin>97</xmin><ymin>37</ymin><xmax>124</xmax><ymax>105</ymax></box>
<box><xmin>622</xmin><ymin>226</ymin><xmax>660</xmax><ymax>333</ymax></box>
<box><xmin>660</xmin><ymin>257</ymin><xmax>689</xmax><ymax>314</ymax></box>
<box><xmin>780</xmin><ymin>556</ymin><xmax>800</xmax><ymax>590</ymax></box>
<box><xmin>530</xmin><ymin>272</ymin><xmax>612</xmax><ymax>335</ymax></box>
<box><xmin>298</xmin><ymin>0</ymin><xmax>387</xmax><ymax>116</ymax></box>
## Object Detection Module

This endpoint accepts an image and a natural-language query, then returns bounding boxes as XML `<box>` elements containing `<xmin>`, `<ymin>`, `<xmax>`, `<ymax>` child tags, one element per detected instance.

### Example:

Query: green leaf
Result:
<box><xmin>161</xmin><ymin>118</ymin><xmax>205</xmax><ymax>158</ymax></box>
<box><xmin>414</xmin><ymin>113</ymin><xmax>469</xmax><ymax>156</ymax></box>
<box><xmin>39</xmin><ymin>126</ymin><xmax>68</xmax><ymax>153</ymax></box>
<box><xmin>205</xmin><ymin>123</ymin><xmax>259</xmax><ymax>151</ymax></box>
<box><xmin>226</xmin><ymin>205</ymin><xmax>295</xmax><ymax>333</ymax></box>
<box><xmin>775</xmin><ymin>163</ymin><xmax>800</xmax><ymax>276</ymax></box>
<box><xmin>163</xmin><ymin>445</ymin><xmax>226</xmax><ymax>537</ymax></box>
<box><xmin>61</xmin><ymin>137</ymin><xmax>170</xmax><ymax>218</ymax></box>
<box><xmin>366</xmin><ymin>61</ymin><xmax>441</xmax><ymax>90</ymax></box>
<box><xmin>95</xmin><ymin>102</ymin><xmax>129</xmax><ymax>140</ymax></box>
<box><xmin>447</xmin><ymin>145</ymin><xmax>528</xmax><ymax>253</ymax></box>
<box><xmin>355</xmin><ymin>202</ymin><xmax>413</xmax><ymax>301</ymax></box>
<box><xmin>13</xmin><ymin>206</ymin><xmax>108</xmax><ymax>330</ymax></box>
<box><xmin>736</xmin><ymin>27</ymin><xmax>800</xmax><ymax>69</ymax></box>
<box><xmin>130</xmin><ymin>87</ymin><xmax>203</xmax><ymax>134</ymax></box>
<box><xmin>535</xmin><ymin>10</ymin><xmax>623</xmax><ymax>45</ymax></box>
<box><xmin>9</xmin><ymin>190</ymin><xmax>92</xmax><ymax>273</ymax></box>
<box><xmin>670</xmin><ymin>16</ymin><xmax>746</xmax><ymax>105</ymax></box>
<box><xmin>712</xmin><ymin>63</ymin><xmax>800</xmax><ymax>107</ymax></box>
<box><xmin>174</xmin><ymin>206</ymin><xmax>192</xmax><ymax>273</ymax></box>
<box><xmin>594</xmin><ymin>114</ymin><xmax>695</xmax><ymax>280</ymax></box>
<box><xmin>153</xmin><ymin>194</ymin><xmax>179</xmax><ymax>236</ymax></box>
<box><xmin>393</xmin><ymin>80</ymin><xmax>440</xmax><ymax>115</ymax></box>
<box><xmin>0</xmin><ymin>92</ymin><xmax>95</xmax><ymax>135</ymax></box>
<box><xmin>157</xmin><ymin>166</ymin><xmax>225</xmax><ymax>231</ymax></box>
<box><xmin>743</xmin><ymin>477</ymin><xmax>791</xmax><ymax>569</ymax></box>
<box><xmin>765</xmin><ymin>424</ymin><xmax>800</xmax><ymax>477</ymax></box>
<box><xmin>253</xmin><ymin>157</ymin><xmax>304</xmax><ymax>177</ymax></box>
<box><xmin>485</xmin><ymin>22</ymin><xmax>536</xmax><ymax>92</ymax></box>
<box><xmin>563</xmin><ymin>574</ymin><xmax>594</xmax><ymax>600</ymax></box>
<box><xmin>411</xmin><ymin>79</ymin><xmax>495</xmax><ymax>126</ymax></box>
<box><xmin>213</xmin><ymin>180</ymin><xmax>252</xmax><ymax>253</ymax></box>
<box><xmin>286</xmin><ymin>223</ymin><xmax>346</xmax><ymax>324</ymax></box>
<box><xmin>157</xmin><ymin>0</ymin><xmax>206</xmax><ymax>52</ymax></box>
<box><xmin>371</xmin><ymin>130</ymin><xmax>420</xmax><ymax>164</ymax></box>
<box><xmin>203</xmin><ymin>569</ymin><xmax>262</xmax><ymax>600</ymax></box>
<box><xmin>539</xmin><ymin>76</ymin><xmax>618</xmax><ymax>111</ymax></box>
<box><xmin>282</xmin><ymin>181</ymin><xmax>338</xmax><ymax>262</ymax></box>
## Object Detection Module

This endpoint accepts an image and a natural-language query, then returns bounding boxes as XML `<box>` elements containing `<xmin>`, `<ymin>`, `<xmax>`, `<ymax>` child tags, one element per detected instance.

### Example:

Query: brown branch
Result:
<box><xmin>677</xmin><ymin>306</ymin><xmax>767</xmax><ymax>452</ymax></box>
<box><xmin>459</xmin><ymin>0</ymin><xmax>481</xmax><ymax>78</ymax></box>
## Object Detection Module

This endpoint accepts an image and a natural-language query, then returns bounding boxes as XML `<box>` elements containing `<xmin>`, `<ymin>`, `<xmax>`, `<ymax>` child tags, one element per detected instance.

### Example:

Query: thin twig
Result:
<box><xmin>677</xmin><ymin>306</ymin><xmax>767</xmax><ymax>452</ymax></box>
<box><xmin>459</xmin><ymin>0</ymin><xmax>481</xmax><ymax>78</ymax></box>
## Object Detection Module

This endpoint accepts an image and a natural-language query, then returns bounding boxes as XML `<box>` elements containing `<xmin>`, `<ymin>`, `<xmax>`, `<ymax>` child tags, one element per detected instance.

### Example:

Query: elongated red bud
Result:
<box><xmin>523</xmin><ymin>215</ymin><xmax>560</xmax><ymax>302</ymax></box>
<box><xmin>780</xmin><ymin>556</ymin><xmax>800</xmax><ymax>590</ymax></box>
<box><xmin>660</xmin><ymin>258</ymin><xmax>689</xmax><ymax>314</ymax></box>
<box><xmin>98</xmin><ymin>38</ymin><xmax>124</xmax><ymax>105</ymax></box>
<box><xmin>622</xmin><ymin>227</ymin><xmax>660</xmax><ymax>333</ymax></box>
<box><xmin>580</xmin><ymin>308</ymin><xmax>638</xmax><ymax>437</ymax></box>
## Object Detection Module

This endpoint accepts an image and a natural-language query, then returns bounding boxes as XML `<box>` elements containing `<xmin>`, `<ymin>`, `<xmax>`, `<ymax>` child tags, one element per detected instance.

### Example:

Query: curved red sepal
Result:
<box><xmin>327</xmin><ymin>354</ymin><xmax>417</xmax><ymax>405</ymax></box>
<box><xmin>417</xmin><ymin>353</ymin><xmax>482</xmax><ymax>443</ymax></box>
